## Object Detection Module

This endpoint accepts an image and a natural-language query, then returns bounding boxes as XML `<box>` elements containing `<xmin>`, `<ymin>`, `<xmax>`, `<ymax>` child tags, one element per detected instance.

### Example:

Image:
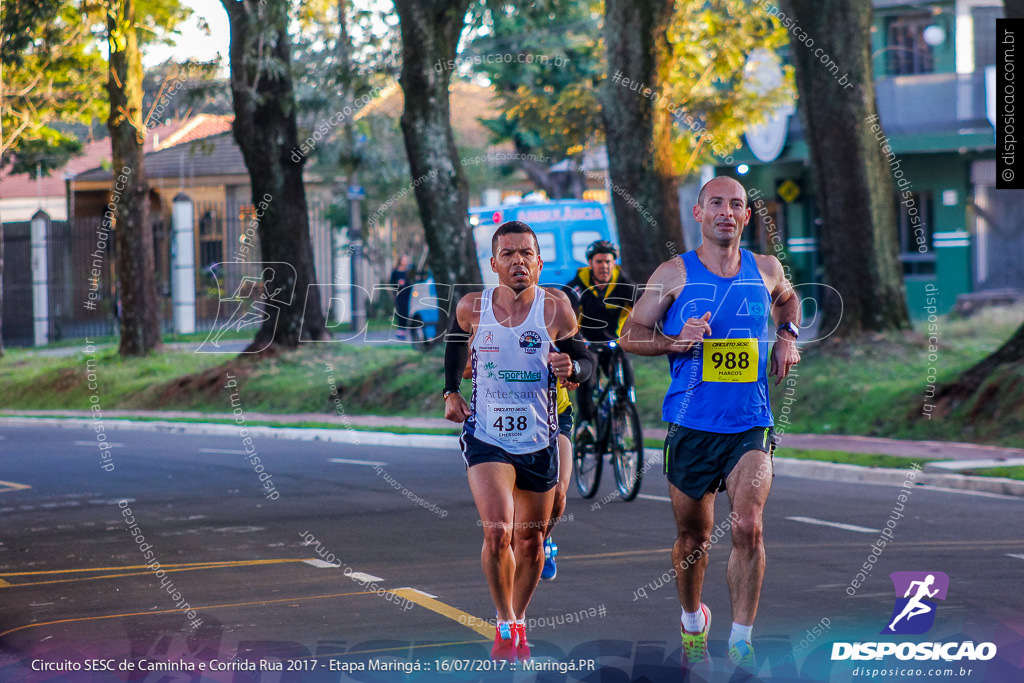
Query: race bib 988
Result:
<box><xmin>702</xmin><ymin>338</ymin><xmax>758</xmax><ymax>383</ymax></box>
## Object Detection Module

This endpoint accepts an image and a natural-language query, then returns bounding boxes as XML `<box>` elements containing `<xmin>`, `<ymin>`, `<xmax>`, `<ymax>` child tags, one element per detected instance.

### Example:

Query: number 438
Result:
<box><xmin>493</xmin><ymin>415</ymin><xmax>528</xmax><ymax>431</ymax></box>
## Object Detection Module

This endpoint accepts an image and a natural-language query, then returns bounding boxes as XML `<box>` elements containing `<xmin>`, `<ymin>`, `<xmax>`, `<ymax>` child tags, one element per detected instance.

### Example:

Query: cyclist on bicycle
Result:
<box><xmin>563</xmin><ymin>240</ymin><xmax>640</xmax><ymax>440</ymax></box>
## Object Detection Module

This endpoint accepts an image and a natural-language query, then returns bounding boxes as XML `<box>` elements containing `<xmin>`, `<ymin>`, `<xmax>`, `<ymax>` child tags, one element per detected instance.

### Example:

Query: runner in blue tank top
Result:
<box><xmin>620</xmin><ymin>177</ymin><xmax>802</xmax><ymax>673</ymax></box>
<box><xmin>442</xmin><ymin>221</ymin><xmax>594</xmax><ymax>663</ymax></box>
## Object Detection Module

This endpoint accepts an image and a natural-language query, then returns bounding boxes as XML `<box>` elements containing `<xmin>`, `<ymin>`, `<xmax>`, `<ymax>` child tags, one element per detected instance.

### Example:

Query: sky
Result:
<box><xmin>142</xmin><ymin>0</ymin><xmax>230</xmax><ymax>68</ymax></box>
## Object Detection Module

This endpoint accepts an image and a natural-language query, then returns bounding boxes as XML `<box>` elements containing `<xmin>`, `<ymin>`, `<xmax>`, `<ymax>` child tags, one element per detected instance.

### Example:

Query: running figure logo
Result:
<box><xmin>198</xmin><ymin>262</ymin><xmax>296</xmax><ymax>354</ymax></box>
<box><xmin>882</xmin><ymin>571</ymin><xmax>949</xmax><ymax>635</ymax></box>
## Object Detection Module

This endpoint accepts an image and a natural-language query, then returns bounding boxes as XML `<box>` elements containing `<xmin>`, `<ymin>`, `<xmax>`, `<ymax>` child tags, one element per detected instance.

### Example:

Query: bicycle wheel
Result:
<box><xmin>573</xmin><ymin>423</ymin><xmax>602</xmax><ymax>498</ymax></box>
<box><xmin>611</xmin><ymin>400</ymin><xmax>644</xmax><ymax>501</ymax></box>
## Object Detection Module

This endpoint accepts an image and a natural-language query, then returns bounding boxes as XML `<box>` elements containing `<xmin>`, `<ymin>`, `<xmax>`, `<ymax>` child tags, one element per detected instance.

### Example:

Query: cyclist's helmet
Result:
<box><xmin>585</xmin><ymin>239</ymin><xmax>619</xmax><ymax>261</ymax></box>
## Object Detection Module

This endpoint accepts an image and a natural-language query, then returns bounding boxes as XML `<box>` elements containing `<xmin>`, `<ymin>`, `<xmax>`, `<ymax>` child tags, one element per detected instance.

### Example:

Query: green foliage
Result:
<box><xmin>0</xmin><ymin>0</ymin><xmax>106</xmax><ymax>171</ymax></box>
<box><xmin>663</xmin><ymin>0</ymin><xmax>795</xmax><ymax>176</ymax></box>
<box><xmin>142</xmin><ymin>60</ymin><xmax>230</xmax><ymax>126</ymax></box>
<box><xmin>4</xmin><ymin>131</ymin><xmax>82</xmax><ymax>176</ymax></box>
<box><xmin>466</xmin><ymin>0</ymin><xmax>795</xmax><ymax>182</ymax></box>
<box><xmin>468</xmin><ymin>0</ymin><xmax>605</xmax><ymax>168</ymax></box>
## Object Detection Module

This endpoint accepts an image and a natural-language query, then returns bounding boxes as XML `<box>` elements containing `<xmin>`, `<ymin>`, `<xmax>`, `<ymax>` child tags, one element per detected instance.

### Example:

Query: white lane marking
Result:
<box><xmin>74</xmin><ymin>441</ymin><xmax>125</xmax><ymax>447</ymax></box>
<box><xmin>199</xmin><ymin>448</ymin><xmax>247</xmax><ymax>454</ymax></box>
<box><xmin>1007</xmin><ymin>554</ymin><xmax>1024</xmax><ymax>561</ymax></box>
<box><xmin>329</xmin><ymin>458</ymin><xmax>388</xmax><ymax>467</ymax></box>
<box><xmin>637</xmin><ymin>493</ymin><xmax>672</xmax><ymax>502</ymax></box>
<box><xmin>348</xmin><ymin>572</ymin><xmax>385</xmax><ymax>583</ymax></box>
<box><xmin>913</xmin><ymin>484</ymin><xmax>1022</xmax><ymax>501</ymax></box>
<box><xmin>928</xmin><ymin>458</ymin><xmax>1024</xmax><ymax>470</ymax></box>
<box><xmin>786</xmin><ymin>516</ymin><xmax>880</xmax><ymax>534</ymax></box>
<box><xmin>304</xmin><ymin>559</ymin><xmax>342</xmax><ymax>568</ymax></box>
<box><xmin>394</xmin><ymin>587</ymin><xmax>437</xmax><ymax>598</ymax></box>
<box><xmin>799</xmin><ymin>476</ymin><xmax>1024</xmax><ymax>501</ymax></box>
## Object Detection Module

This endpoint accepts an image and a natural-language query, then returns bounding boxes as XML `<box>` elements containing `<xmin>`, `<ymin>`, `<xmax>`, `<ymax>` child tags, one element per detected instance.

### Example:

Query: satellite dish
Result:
<box><xmin>742</xmin><ymin>49</ymin><xmax>796</xmax><ymax>163</ymax></box>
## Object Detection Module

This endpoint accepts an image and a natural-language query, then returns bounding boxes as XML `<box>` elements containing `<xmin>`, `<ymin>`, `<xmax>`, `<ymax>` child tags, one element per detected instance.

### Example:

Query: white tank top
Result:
<box><xmin>466</xmin><ymin>287</ymin><xmax>558</xmax><ymax>454</ymax></box>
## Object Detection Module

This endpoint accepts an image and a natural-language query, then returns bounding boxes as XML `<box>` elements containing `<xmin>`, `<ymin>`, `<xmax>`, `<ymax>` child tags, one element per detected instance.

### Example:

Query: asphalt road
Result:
<box><xmin>1</xmin><ymin>423</ymin><xmax>1022</xmax><ymax>682</ymax></box>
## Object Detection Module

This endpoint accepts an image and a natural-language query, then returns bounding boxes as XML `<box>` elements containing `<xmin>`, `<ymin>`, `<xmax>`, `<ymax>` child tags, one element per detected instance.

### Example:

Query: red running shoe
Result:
<box><xmin>491</xmin><ymin>622</ymin><xmax>517</xmax><ymax>662</ymax></box>
<box><xmin>514</xmin><ymin>623</ymin><xmax>531</xmax><ymax>661</ymax></box>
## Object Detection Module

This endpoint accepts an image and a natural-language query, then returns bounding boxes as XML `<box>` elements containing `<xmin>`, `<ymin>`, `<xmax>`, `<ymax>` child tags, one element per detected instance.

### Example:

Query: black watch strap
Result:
<box><xmin>777</xmin><ymin>322</ymin><xmax>799</xmax><ymax>339</ymax></box>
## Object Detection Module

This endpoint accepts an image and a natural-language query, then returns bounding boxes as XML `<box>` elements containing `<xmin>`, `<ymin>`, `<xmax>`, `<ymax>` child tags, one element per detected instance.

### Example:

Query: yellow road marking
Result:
<box><xmin>1</xmin><ymin>559</ymin><xmax>494</xmax><ymax>648</ymax></box>
<box><xmin>390</xmin><ymin>588</ymin><xmax>492</xmax><ymax>639</ymax></box>
<box><xmin>0</xmin><ymin>480</ymin><xmax>31</xmax><ymax>493</ymax></box>
<box><xmin>0</xmin><ymin>558</ymin><xmax>310</xmax><ymax>578</ymax></box>
<box><xmin>6</xmin><ymin>565</ymin><xmax>250</xmax><ymax>588</ymax></box>
<box><xmin>0</xmin><ymin>589</ymin><xmax>378</xmax><ymax>639</ymax></box>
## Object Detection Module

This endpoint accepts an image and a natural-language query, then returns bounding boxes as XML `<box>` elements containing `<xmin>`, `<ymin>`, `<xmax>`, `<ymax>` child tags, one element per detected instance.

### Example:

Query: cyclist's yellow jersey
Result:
<box><xmin>556</xmin><ymin>384</ymin><xmax>571</xmax><ymax>414</ymax></box>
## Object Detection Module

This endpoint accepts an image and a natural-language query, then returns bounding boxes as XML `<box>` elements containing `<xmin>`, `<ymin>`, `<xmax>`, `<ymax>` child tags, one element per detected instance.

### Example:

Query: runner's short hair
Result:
<box><xmin>492</xmin><ymin>220</ymin><xmax>540</xmax><ymax>256</ymax></box>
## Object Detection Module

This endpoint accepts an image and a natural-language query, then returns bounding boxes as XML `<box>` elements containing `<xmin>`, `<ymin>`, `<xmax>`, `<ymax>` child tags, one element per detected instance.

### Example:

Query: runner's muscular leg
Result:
<box><xmin>545</xmin><ymin>433</ymin><xmax>572</xmax><ymax>539</ymax></box>
<box><xmin>511</xmin><ymin>485</ymin><xmax>556</xmax><ymax>618</ymax></box>
<box><xmin>725</xmin><ymin>449</ymin><xmax>772</xmax><ymax>626</ymax></box>
<box><xmin>670</xmin><ymin>484</ymin><xmax>716</xmax><ymax>612</ymax></box>
<box><xmin>467</xmin><ymin>462</ymin><xmax>518</xmax><ymax>622</ymax></box>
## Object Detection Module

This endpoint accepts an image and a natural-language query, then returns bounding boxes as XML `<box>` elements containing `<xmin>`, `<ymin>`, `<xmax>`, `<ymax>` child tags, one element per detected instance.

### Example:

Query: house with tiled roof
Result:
<box><xmin>0</xmin><ymin>115</ymin><xmax>234</xmax><ymax>222</ymax></box>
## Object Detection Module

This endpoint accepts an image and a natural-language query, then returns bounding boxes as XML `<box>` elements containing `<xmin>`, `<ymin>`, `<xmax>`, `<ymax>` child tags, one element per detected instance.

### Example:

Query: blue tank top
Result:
<box><xmin>661</xmin><ymin>250</ymin><xmax>773</xmax><ymax>433</ymax></box>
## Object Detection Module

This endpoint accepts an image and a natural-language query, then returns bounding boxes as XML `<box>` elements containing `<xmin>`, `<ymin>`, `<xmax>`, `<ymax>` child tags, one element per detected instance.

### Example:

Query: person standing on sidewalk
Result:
<box><xmin>443</xmin><ymin>220</ymin><xmax>594</xmax><ymax>662</ymax></box>
<box><xmin>390</xmin><ymin>254</ymin><xmax>413</xmax><ymax>339</ymax></box>
<box><xmin>620</xmin><ymin>176</ymin><xmax>801</xmax><ymax>672</ymax></box>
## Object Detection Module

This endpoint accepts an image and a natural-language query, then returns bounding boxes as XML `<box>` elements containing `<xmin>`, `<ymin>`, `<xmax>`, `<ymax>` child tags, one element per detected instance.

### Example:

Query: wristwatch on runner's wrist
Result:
<box><xmin>777</xmin><ymin>322</ymin><xmax>799</xmax><ymax>340</ymax></box>
<box><xmin>570</xmin><ymin>360</ymin><xmax>581</xmax><ymax>381</ymax></box>
<box><xmin>443</xmin><ymin>389</ymin><xmax>459</xmax><ymax>400</ymax></box>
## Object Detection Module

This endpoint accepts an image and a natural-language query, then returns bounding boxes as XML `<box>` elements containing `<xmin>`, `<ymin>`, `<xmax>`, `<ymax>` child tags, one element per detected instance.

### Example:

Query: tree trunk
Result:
<box><xmin>937</xmin><ymin>323</ymin><xmax>1024</xmax><ymax>406</ymax></box>
<box><xmin>220</xmin><ymin>0</ymin><xmax>328</xmax><ymax>352</ymax></box>
<box><xmin>108</xmin><ymin>0</ymin><xmax>161</xmax><ymax>356</ymax></box>
<box><xmin>394</xmin><ymin>0</ymin><xmax>481</xmax><ymax>316</ymax></box>
<box><xmin>600</xmin><ymin>0</ymin><xmax>682</xmax><ymax>283</ymax></box>
<box><xmin>781</xmin><ymin>0</ymin><xmax>909</xmax><ymax>336</ymax></box>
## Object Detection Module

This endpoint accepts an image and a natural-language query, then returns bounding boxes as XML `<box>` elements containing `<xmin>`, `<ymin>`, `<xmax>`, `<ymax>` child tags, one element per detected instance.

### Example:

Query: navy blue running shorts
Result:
<box><xmin>663</xmin><ymin>424</ymin><xmax>776</xmax><ymax>499</ymax></box>
<box><xmin>460</xmin><ymin>429</ymin><xmax>559</xmax><ymax>493</ymax></box>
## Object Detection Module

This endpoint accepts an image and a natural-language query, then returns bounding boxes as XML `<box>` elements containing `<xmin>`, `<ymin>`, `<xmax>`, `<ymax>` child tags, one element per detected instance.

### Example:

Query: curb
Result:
<box><xmin>3</xmin><ymin>416</ymin><xmax>1023</xmax><ymax>498</ymax></box>
<box><xmin>0</xmin><ymin>417</ymin><xmax>459</xmax><ymax>451</ymax></box>
<box><xmin>772</xmin><ymin>457</ymin><xmax>1024</xmax><ymax>498</ymax></box>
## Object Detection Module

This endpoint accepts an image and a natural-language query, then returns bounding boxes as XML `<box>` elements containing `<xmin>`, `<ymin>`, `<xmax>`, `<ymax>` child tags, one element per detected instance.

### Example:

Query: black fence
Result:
<box><xmin>1</xmin><ymin>201</ymin><xmax>336</xmax><ymax>348</ymax></box>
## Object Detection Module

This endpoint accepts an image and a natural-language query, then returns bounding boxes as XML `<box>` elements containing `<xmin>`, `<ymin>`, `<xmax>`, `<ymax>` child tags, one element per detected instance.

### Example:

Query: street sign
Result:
<box><xmin>777</xmin><ymin>179</ymin><xmax>801</xmax><ymax>204</ymax></box>
<box><xmin>347</xmin><ymin>186</ymin><xmax>365</xmax><ymax>200</ymax></box>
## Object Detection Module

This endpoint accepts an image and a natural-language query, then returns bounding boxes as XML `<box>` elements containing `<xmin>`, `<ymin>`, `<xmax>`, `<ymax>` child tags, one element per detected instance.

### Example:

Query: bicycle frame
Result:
<box><xmin>587</xmin><ymin>342</ymin><xmax>630</xmax><ymax>451</ymax></box>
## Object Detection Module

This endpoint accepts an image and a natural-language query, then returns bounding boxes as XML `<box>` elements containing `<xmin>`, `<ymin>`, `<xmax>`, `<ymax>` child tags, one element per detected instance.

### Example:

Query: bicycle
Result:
<box><xmin>572</xmin><ymin>341</ymin><xmax>644</xmax><ymax>501</ymax></box>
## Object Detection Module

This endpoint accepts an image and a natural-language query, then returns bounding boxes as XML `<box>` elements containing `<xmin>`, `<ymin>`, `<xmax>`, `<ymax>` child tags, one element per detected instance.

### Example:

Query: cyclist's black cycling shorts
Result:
<box><xmin>663</xmin><ymin>424</ymin><xmax>775</xmax><ymax>500</ymax></box>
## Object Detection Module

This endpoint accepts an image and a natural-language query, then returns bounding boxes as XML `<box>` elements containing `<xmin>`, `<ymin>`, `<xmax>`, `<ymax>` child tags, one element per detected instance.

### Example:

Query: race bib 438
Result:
<box><xmin>486</xmin><ymin>404</ymin><xmax>534</xmax><ymax>443</ymax></box>
<box><xmin>702</xmin><ymin>338</ymin><xmax>758</xmax><ymax>383</ymax></box>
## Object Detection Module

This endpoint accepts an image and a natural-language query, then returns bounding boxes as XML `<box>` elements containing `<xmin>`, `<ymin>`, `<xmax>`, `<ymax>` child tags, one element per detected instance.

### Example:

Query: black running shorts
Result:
<box><xmin>460</xmin><ymin>430</ymin><xmax>559</xmax><ymax>493</ymax></box>
<box><xmin>663</xmin><ymin>424</ymin><xmax>775</xmax><ymax>499</ymax></box>
<box><xmin>558</xmin><ymin>406</ymin><xmax>574</xmax><ymax>438</ymax></box>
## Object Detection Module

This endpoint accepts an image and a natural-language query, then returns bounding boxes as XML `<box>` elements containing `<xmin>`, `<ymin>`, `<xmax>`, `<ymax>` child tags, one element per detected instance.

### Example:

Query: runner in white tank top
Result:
<box><xmin>465</xmin><ymin>287</ymin><xmax>558</xmax><ymax>454</ymax></box>
<box><xmin>442</xmin><ymin>222</ymin><xmax>595</xmax><ymax>663</ymax></box>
